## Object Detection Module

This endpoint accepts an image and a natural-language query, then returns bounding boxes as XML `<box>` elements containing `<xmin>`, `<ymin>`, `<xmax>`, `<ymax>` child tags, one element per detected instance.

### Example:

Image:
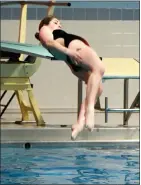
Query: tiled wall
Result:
<box><xmin>1</xmin><ymin>7</ymin><xmax>139</xmax><ymax>20</ymax></box>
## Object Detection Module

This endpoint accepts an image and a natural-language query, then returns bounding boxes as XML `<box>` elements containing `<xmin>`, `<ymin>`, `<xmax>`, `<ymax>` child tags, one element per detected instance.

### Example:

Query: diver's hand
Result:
<box><xmin>66</xmin><ymin>49</ymin><xmax>82</xmax><ymax>64</ymax></box>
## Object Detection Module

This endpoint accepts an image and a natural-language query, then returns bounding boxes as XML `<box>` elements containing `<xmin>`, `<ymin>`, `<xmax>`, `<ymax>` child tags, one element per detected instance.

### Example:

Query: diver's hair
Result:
<box><xmin>35</xmin><ymin>15</ymin><xmax>56</xmax><ymax>41</ymax></box>
<box><xmin>38</xmin><ymin>15</ymin><xmax>56</xmax><ymax>31</ymax></box>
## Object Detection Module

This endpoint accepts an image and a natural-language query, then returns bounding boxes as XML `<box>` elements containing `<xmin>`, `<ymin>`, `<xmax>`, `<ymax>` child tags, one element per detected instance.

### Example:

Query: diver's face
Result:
<box><xmin>49</xmin><ymin>18</ymin><xmax>62</xmax><ymax>30</ymax></box>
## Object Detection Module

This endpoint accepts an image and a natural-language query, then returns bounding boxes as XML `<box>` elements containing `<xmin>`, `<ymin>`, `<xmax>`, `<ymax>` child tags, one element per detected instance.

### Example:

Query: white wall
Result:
<box><xmin>1</xmin><ymin>20</ymin><xmax>139</xmax><ymax>126</ymax></box>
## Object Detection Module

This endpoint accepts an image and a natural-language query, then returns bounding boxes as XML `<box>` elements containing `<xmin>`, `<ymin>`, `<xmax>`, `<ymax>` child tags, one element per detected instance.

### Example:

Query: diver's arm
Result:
<box><xmin>39</xmin><ymin>27</ymin><xmax>82</xmax><ymax>61</ymax></box>
<box><xmin>45</xmin><ymin>39</ymin><xmax>68</xmax><ymax>54</ymax></box>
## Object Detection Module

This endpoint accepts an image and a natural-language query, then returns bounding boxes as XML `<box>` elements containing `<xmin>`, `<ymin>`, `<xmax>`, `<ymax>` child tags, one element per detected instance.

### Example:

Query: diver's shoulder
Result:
<box><xmin>53</xmin><ymin>29</ymin><xmax>67</xmax><ymax>34</ymax></box>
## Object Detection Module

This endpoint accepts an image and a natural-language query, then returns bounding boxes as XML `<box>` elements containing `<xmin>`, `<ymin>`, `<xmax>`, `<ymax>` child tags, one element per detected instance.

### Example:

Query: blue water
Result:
<box><xmin>1</xmin><ymin>145</ymin><xmax>139</xmax><ymax>184</ymax></box>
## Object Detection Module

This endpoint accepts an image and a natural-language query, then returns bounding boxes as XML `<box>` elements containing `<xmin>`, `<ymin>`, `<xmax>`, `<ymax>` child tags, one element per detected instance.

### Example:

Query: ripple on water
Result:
<box><xmin>1</xmin><ymin>147</ymin><xmax>139</xmax><ymax>184</ymax></box>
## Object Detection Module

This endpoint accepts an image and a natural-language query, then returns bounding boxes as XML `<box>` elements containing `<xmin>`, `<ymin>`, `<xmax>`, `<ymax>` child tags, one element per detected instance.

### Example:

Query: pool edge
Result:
<box><xmin>1</xmin><ymin>127</ymin><xmax>139</xmax><ymax>143</ymax></box>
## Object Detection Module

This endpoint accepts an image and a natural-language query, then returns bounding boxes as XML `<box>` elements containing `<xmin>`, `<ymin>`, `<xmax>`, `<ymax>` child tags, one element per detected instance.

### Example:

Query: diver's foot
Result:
<box><xmin>71</xmin><ymin>121</ymin><xmax>85</xmax><ymax>140</ymax></box>
<box><xmin>85</xmin><ymin>110</ymin><xmax>94</xmax><ymax>132</ymax></box>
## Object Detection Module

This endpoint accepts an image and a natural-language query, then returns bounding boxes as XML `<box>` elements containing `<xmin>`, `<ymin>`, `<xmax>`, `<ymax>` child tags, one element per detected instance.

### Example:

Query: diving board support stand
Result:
<box><xmin>47</xmin><ymin>0</ymin><xmax>55</xmax><ymax>15</ymax></box>
<box><xmin>124</xmin><ymin>91</ymin><xmax>140</xmax><ymax>124</ymax></box>
<box><xmin>0</xmin><ymin>0</ymin><xmax>71</xmax><ymax>126</ymax></box>
<box><xmin>123</xmin><ymin>79</ymin><xmax>129</xmax><ymax>126</ymax></box>
<box><xmin>18</xmin><ymin>2</ymin><xmax>27</xmax><ymax>48</ymax></box>
<box><xmin>1</xmin><ymin>76</ymin><xmax>45</xmax><ymax>125</ymax></box>
<box><xmin>15</xmin><ymin>2</ymin><xmax>29</xmax><ymax>122</ymax></box>
<box><xmin>104</xmin><ymin>78</ymin><xmax>139</xmax><ymax>125</ymax></box>
<box><xmin>0</xmin><ymin>1</ymin><xmax>42</xmax><ymax>124</ymax></box>
<box><xmin>0</xmin><ymin>91</ymin><xmax>16</xmax><ymax>118</ymax></box>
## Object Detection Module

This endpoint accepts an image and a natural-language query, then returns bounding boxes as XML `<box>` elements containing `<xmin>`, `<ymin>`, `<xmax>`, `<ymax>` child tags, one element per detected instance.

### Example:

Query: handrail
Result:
<box><xmin>0</xmin><ymin>1</ymin><xmax>71</xmax><ymax>7</ymax></box>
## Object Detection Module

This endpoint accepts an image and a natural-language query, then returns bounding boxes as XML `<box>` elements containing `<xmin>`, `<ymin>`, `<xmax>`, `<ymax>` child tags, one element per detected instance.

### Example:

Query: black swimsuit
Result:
<box><xmin>52</xmin><ymin>29</ymin><xmax>90</xmax><ymax>48</ymax></box>
<box><xmin>52</xmin><ymin>29</ymin><xmax>90</xmax><ymax>72</ymax></box>
<box><xmin>35</xmin><ymin>30</ymin><xmax>102</xmax><ymax>72</ymax></box>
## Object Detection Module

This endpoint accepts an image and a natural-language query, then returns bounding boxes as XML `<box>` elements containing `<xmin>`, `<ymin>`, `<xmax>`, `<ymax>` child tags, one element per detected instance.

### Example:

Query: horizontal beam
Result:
<box><xmin>103</xmin><ymin>76</ymin><xmax>139</xmax><ymax>79</ymax></box>
<box><xmin>1</xmin><ymin>1</ymin><xmax>71</xmax><ymax>6</ymax></box>
<box><xmin>106</xmin><ymin>108</ymin><xmax>139</xmax><ymax>113</ymax></box>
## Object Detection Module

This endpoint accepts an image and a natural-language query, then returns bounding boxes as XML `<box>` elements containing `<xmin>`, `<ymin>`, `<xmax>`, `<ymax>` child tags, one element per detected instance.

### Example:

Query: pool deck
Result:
<box><xmin>1</xmin><ymin>115</ymin><xmax>139</xmax><ymax>143</ymax></box>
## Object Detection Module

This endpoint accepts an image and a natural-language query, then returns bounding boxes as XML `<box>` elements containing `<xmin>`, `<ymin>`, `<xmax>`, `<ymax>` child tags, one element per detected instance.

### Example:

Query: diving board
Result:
<box><xmin>102</xmin><ymin>58</ymin><xmax>139</xmax><ymax>125</ymax></box>
<box><xmin>1</xmin><ymin>41</ymin><xmax>54</xmax><ymax>59</ymax></box>
<box><xmin>103</xmin><ymin>58</ymin><xmax>139</xmax><ymax>79</ymax></box>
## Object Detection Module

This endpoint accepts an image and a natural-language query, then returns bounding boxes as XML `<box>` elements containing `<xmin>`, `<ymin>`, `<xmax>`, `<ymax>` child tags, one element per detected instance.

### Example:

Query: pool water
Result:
<box><xmin>1</xmin><ymin>144</ymin><xmax>139</xmax><ymax>184</ymax></box>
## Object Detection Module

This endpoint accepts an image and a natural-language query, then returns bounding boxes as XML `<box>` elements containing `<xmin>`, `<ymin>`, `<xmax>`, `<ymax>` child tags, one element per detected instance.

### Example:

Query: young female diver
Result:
<box><xmin>35</xmin><ymin>15</ymin><xmax>105</xmax><ymax>140</ymax></box>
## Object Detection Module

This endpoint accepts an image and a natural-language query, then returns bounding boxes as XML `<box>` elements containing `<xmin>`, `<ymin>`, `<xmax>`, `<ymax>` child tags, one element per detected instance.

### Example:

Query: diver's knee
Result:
<box><xmin>97</xmin><ymin>63</ymin><xmax>105</xmax><ymax>76</ymax></box>
<box><xmin>91</xmin><ymin>63</ymin><xmax>105</xmax><ymax>77</ymax></box>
